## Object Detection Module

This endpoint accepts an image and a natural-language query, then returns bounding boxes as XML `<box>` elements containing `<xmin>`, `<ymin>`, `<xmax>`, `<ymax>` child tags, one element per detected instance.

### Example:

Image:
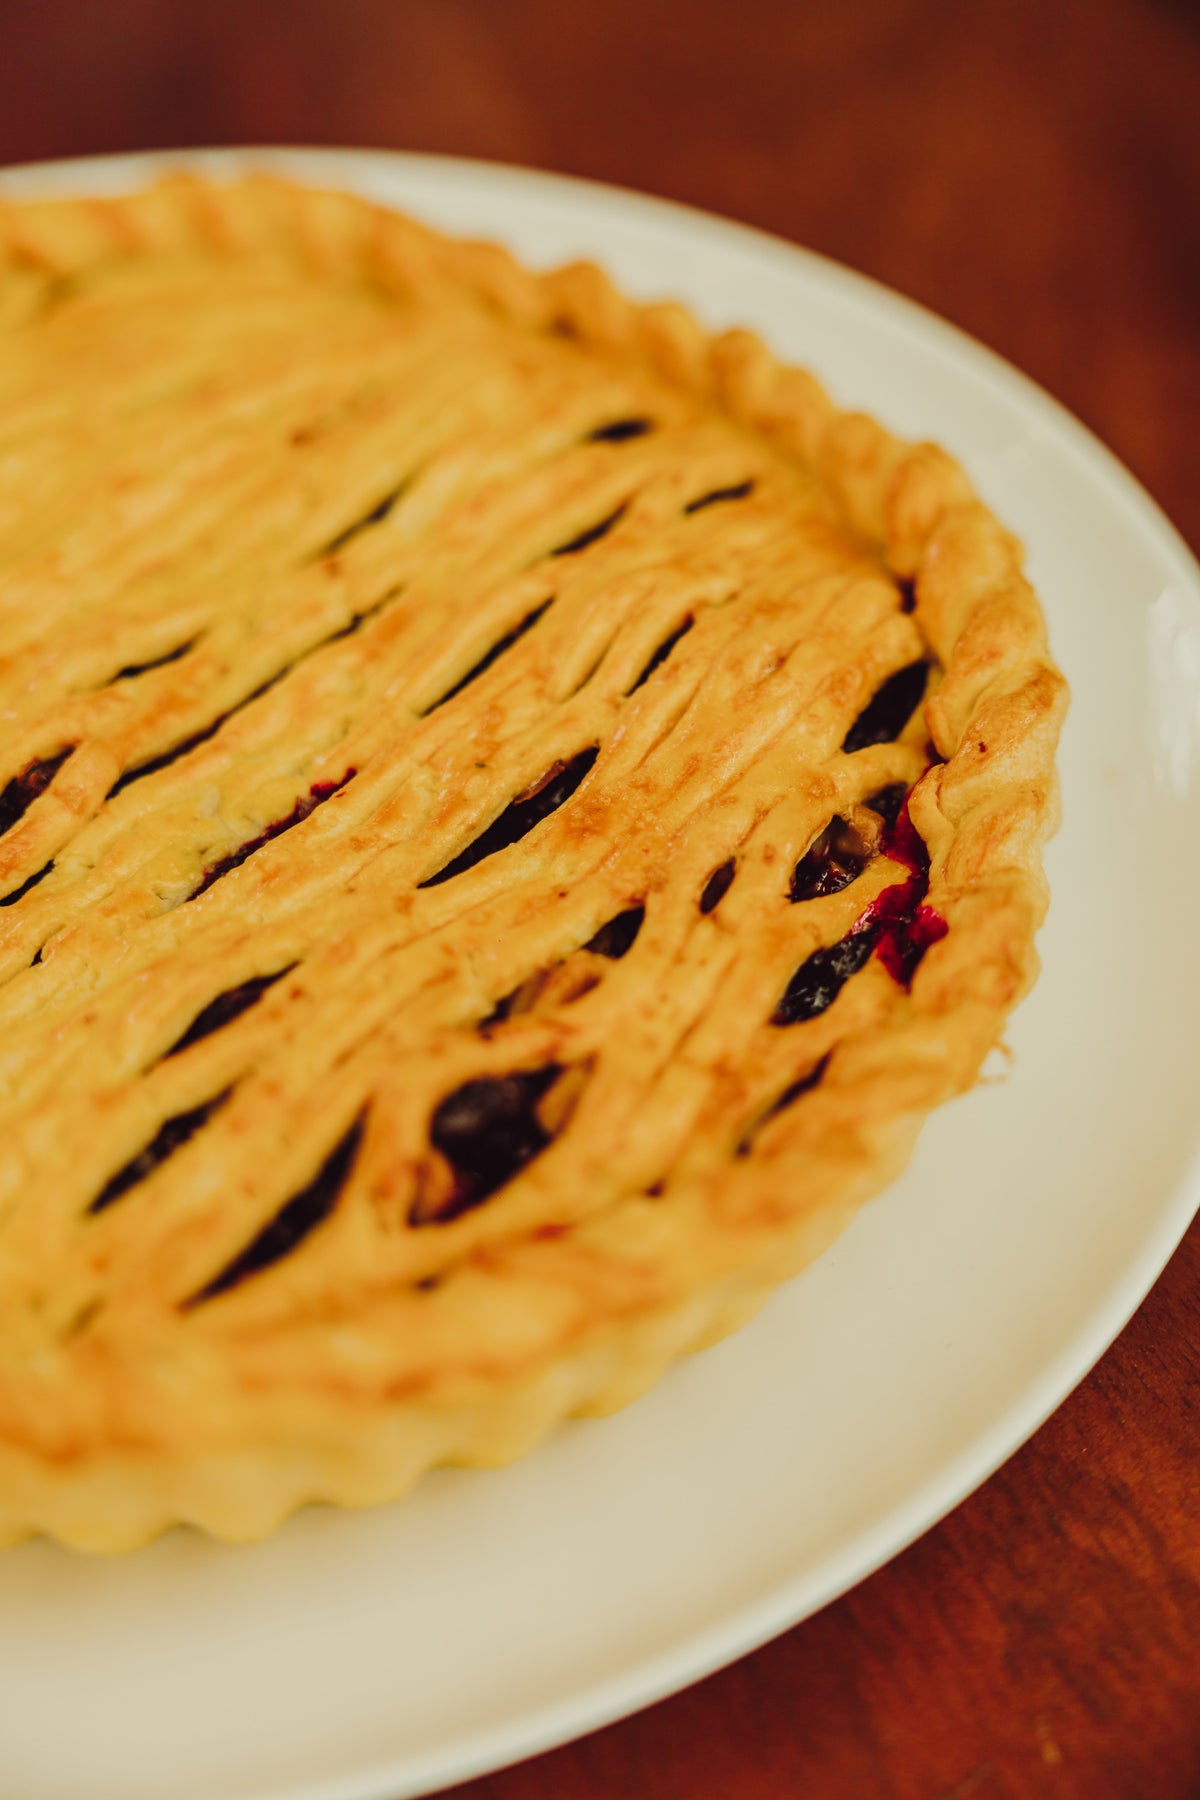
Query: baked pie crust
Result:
<box><xmin>0</xmin><ymin>175</ymin><xmax>1066</xmax><ymax>1551</ymax></box>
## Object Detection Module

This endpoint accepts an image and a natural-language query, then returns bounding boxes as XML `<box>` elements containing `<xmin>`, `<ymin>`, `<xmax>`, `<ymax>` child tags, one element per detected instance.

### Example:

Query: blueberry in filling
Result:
<box><xmin>319</xmin><ymin>485</ymin><xmax>403</xmax><ymax>557</ymax></box>
<box><xmin>789</xmin><ymin>816</ymin><xmax>875</xmax><ymax>902</ymax></box>
<box><xmin>683</xmin><ymin>479</ymin><xmax>754</xmax><ymax>515</ymax></box>
<box><xmin>112</xmin><ymin>639</ymin><xmax>196</xmax><ymax>681</ymax></box>
<box><xmin>189</xmin><ymin>770</ymin><xmax>355</xmax><ymax>899</ymax></box>
<box><xmin>0</xmin><ymin>750</ymin><xmax>73</xmax><ymax>839</ymax></box>
<box><xmin>768</xmin><ymin>1053</ymin><xmax>830</xmax><ymax>1112</ymax></box>
<box><xmin>0</xmin><ymin>859</ymin><xmax>52</xmax><ymax>909</ymax></box>
<box><xmin>414</xmin><ymin>1066</ymin><xmax>563</xmax><ymax>1224</ymax></box>
<box><xmin>165</xmin><ymin>965</ymin><xmax>297</xmax><ymax>1059</ymax></box>
<box><xmin>864</xmin><ymin>783</ymin><xmax>909</xmax><ymax>829</ymax></box>
<box><xmin>477</xmin><ymin>945</ymin><xmax>607</xmax><ymax>1028</ymax></box>
<box><xmin>90</xmin><ymin>1090</ymin><xmax>231</xmax><ymax>1213</ymax></box>
<box><xmin>842</xmin><ymin>661</ymin><xmax>929</xmax><ymax>753</ymax></box>
<box><xmin>477</xmin><ymin>985</ymin><xmax>523</xmax><ymax>1029</ymax></box>
<box><xmin>737</xmin><ymin>1053</ymin><xmax>830</xmax><ymax>1154</ymax></box>
<box><xmin>626</xmin><ymin>617</ymin><xmax>693</xmax><ymax>694</ymax></box>
<box><xmin>584</xmin><ymin>905</ymin><xmax>645</xmax><ymax>959</ymax></box>
<box><xmin>424</xmin><ymin>599</ymin><xmax>552</xmax><ymax>713</ymax></box>
<box><xmin>419</xmin><ymin>747</ymin><xmax>598</xmax><ymax>888</ymax></box>
<box><xmin>586</xmin><ymin>417</ymin><xmax>652</xmax><ymax>443</ymax></box>
<box><xmin>183</xmin><ymin>1116</ymin><xmax>365</xmax><ymax>1307</ymax></box>
<box><xmin>773</xmin><ymin>798</ymin><xmax>947</xmax><ymax>1023</ymax></box>
<box><xmin>772</xmin><ymin>931</ymin><xmax>877</xmax><ymax>1025</ymax></box>
<box><xmin>699</xmin><ymin>859</ymin><xmax>736</xmax><ymax>913</ymax></box>
<box><xmin>109</xmin><ymin>716</ymin><xmax>231</xmax><ymax>796</ymax></box>
<box><xmin>551</xmin><ymin>503</ymin><xmax>628</xmax><ymax>557</ymax></box>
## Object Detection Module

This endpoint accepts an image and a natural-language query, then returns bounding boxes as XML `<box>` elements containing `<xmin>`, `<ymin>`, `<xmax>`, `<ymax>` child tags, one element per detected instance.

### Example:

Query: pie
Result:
<box><xmin>0</xmin><ymin>174</ymin><xmax>1066</xmax><ymax>1551</ymax></box>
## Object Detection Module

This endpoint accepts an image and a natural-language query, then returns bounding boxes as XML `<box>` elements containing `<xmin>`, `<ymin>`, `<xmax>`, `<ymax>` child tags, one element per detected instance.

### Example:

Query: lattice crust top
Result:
<box><xmin>0</xmin><ymin>177</ymin><xmax>1065</xmax><ymax>1550</ymax></box>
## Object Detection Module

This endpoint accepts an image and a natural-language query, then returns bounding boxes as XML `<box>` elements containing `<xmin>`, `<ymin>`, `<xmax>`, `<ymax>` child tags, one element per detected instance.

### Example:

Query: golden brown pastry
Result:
<box><xmin>0</xmin><ymin>176</ymin><xmax>1066</xmax><ymax>1551</ymax></box>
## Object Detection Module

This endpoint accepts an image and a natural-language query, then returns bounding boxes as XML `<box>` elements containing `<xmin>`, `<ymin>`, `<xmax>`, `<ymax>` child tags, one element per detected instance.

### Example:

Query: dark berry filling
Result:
<box><xmin>864</xmin><ymin>783</ymin><xmax>909</xmax><ymax>829</ymax></box>
<box><xmin>477</xmin><ymin>961</ymin><xmax>597</xmax><ymax>1029</ymax></box>
<box><xmin>320</xmin><ymin>486</ymin><xmax>403</xmax><ymax>557</ymax></box>
<box><xmin>587</xmin><ymin>417</ymin><xmax>652</xmax><ymax>443</ymax></box>
<box><xmin>879</xmin><ymin>795</ymin><xmax>927</xmax><ymax>876</ymax></box>
<box><xmin>414</xmin><ymin>1066</ymin><xmax>562</xmax><ymax>1225</ymax></box>
<box><xmin>789</xmin><ymin>816</ymin><xmax>874</xmax><ymax>902</ymax></box>
<box><xmin>109</xmin><ymin>716</ymin><xmax>232</xmax><ymax>796</ymax></box>
<box><xmin>113</xmin><ymin>639</ymin><xmax>196</xmax><ymax>681</ymax></box>
<box><xmin>585</xmin><ymin>905</ymin><xmax>645</xmax><ymax>959</ymax></box>
<box><xmin>768</xmin><ymin>1053</ymin><xmax>830</xmax><ymax>1112</ymax></box>
<box><xmin>0</xmin><ymin>750</ymin><xmax>73</xmax><ymax>839</ymax></box>
<box><xmin>90</xmin><ymin>1090</ymin><xmax>231</xmax><ymax>1213</ymax></box>
<box><xmin>626</xmin><ymin>616</ymin><xmax>694</xmax><ymax>694</ymax></box>
<box><xmin>108</xmin><ymin>589</ymin><xmax>405</xmax><ymax>799</ymax></box>
<box><xmin>183</xmin><ymin>1116</ymin><xmax>364</xmax><ymax>1307</ymax></box>
<box><xmin>863</xmin><ymin>800</ymin><xmax>948</xmax><ymax>983</ymax></box>
<box><xmin>165</xmin><ymin>965</ymin><xmax>296</xmax><ymax>1059</ymax></box>
<box><xmin>737</xmin><ymin>1053</ymin><xmax>830</xmax><ymax>1154</ymax></box>
<box><xmin>772</xmin><ymin>931</ymin><xmax>876</xmax><ymax>1025</ymax></box>
<box><xmin>189</xmin><ymin>770</ymin><xmax>355</xmax><ymax>900</ymax></box>
<box><xmin>424</xmin><ymin>600</ymin><xmax>552</xmax><ymax>713</ymax></box>
<box><xmin>478</xmin><ymin>986</ymin><xmax>522</xmax><ymax>1029</ymax></box>
<box><xmin>419</xmin><ymin>747</ymin><xmax>599</xmax><ymax>888</ymax></box>
<box><xmin>842</xmin><ymin>661</ymin><xmax>929</xmax><ymax>753</ymax></box>
<box><xmin>478</xmin><ymin>932</ymin><xmax>619</xmax><ymax>1028</ymax></box>
<box><xmin>875</xmin><ymin>897</ymin><xmax>949</xmax><ymax>985</ymax></box>
<box><xmin>773</xmin><ymin>800</ymin><xmax>947</xmax><ymax>1023</ymax></box>
<box><xmin>551</xmin><ymin>503</ymin><xmax>628</xmax><ymax>557</ymax></box>
<box><xmin>699</xmin><ymin>859</ymin><xmax>736</xmax><ymax>914</ymax></box>
<box><xmin>328</xmin><ymin>589</ymin><xmax>400</xmax><ymax>646</ymax></box>
<box><xmin>0</xmin><ymin>859</ymin><xmax>53</xmax><ymax>908</ymax></box>
<box><xmin>684</xmin><ymin>479</ymin><xmax>755</xmax><ymax>514</ymax></box>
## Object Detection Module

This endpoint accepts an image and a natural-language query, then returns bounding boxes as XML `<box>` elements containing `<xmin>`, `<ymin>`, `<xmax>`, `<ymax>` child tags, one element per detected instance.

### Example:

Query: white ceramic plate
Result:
<box><xmin>0</xmin><ymin>149</ymin><xmax>1197</xmax><ymax>1800</ymax></box>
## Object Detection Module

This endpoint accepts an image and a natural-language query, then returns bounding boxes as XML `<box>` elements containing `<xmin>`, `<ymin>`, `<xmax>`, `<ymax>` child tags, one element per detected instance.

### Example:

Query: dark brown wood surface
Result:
<box><xmin>3</xmin><ymin>3</ymin><xmax>1198</xmax><ymax>1795</ymax></box>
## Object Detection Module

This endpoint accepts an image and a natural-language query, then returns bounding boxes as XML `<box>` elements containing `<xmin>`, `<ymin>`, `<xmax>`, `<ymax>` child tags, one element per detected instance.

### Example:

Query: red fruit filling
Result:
<box><xmin>773</xmin><ymin>799</ymin><xmax>947</xmax><ymax>1024</ymax></box>
<box><xmin>190</xmin><ymin>771</ymin><xmax>356</xmax><ymax>899</ymax></box>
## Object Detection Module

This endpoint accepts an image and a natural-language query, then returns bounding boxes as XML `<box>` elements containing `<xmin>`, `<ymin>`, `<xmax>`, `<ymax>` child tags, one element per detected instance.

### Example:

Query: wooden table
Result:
<box><xmin>3</xmin><ymin>2</ymin><xmax>1198</xmax><ymax>1793</ymax></box>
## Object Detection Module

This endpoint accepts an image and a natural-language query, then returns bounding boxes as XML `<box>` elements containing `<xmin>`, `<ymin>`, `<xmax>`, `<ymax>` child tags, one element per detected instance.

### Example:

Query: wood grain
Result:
<box><xmin>2</xmin><ymin>2</ymin><xmax>1198</xmax><ymax>1794</ymax></box>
